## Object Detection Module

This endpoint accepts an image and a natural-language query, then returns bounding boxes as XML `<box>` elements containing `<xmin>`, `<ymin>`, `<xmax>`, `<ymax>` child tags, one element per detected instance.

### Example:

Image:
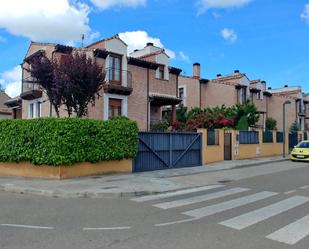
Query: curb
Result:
<box><xmin>0</xmin><ymin>158</ymin><xmax>290</xmax><ymax>199</ymax></box>
<box><xmin>0</xmin><ymin>184</ymin><xmax>200</xmax><ymax>199</ymax></box>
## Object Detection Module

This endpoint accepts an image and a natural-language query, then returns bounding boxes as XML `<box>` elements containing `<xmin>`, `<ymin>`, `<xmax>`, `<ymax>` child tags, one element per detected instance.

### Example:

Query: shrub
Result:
<box><xmin>0</xmin><ymin>117</ymin><xmax>138</xmax><ymax>166</ymax></box>
<box><xmin>290</xmin><ymin>121</ymin><xmax>300</xmax><ymax>133</ymax></box>
<box><xmin>150</xmin><ymin>120</ymin><xmax>170</xmax><ymax>132</ymax></box>
<box><xmin>266</xmin><ymin>117</ymin><xmax>277</xmax><ymax>131</ymax></box>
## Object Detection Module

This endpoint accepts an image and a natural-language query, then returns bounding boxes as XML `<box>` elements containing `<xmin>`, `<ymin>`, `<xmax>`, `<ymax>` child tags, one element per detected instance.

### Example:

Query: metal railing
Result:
<box><xmin>105</xmin><ymin>68</ymin><xmax>132</xmax><ymax>88</ymax></box>
<box><xmin>238</xmin><ymin>131</ymin><xmax>259</xmax><ymax>144</ymax></box>
<box><xmin>263</xmin><ymin>131</ymin><xmax>273</xmax><ymax>143</ymax></box>
<box><xmin>207</xmin><ymin>130</ymin><xmax>220</xmax><ymax>146</ymax></box>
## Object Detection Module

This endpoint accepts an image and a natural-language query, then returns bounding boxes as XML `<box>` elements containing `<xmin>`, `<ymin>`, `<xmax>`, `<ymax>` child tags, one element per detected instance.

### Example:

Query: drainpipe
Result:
<box><xmin>147</xmin><ymin>68</ymin><xmax>150</xmax><ymax>131</ymax></box>
<box><xmin>50</xmin><ymin>50</ymin><xmax>56</xmax><ymax>117</ymax></box>
<box><xmin>199</xmin><ymin>81</ymin><xmax>202</xmax><ymax>108</ymax></box>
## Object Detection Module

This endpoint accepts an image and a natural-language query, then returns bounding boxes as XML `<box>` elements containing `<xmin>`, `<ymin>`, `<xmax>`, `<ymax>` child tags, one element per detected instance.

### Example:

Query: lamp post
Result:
<box><xmin>283</xmin><ymin>100</ymin><xmax>291</xmax><ymax>158</ymax></box>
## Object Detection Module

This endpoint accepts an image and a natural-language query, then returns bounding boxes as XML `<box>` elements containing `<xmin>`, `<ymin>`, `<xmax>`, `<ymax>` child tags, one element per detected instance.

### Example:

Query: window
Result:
<box><xmin>179</xmin><ymin>87</ymin><xmax>184</xmax><ymax>100</ymax></box>
<box><xmin>28</xmin><ymin>101</ymin><xmax>41</xmax><ymax>118</ymax></box>
<box><xmin>109</xmin><ymin>55</ymin><xmax>122</xmax><ymax>83</ymax></box>
<box><xmin>158</xmin><ymin>66</ymin><xmax>164</xmax><ymax>80</ymax></box>
<box><xmin>29</xmin><ymin>103</ymin><xmax>34</xmax><ymax>118</ymax></box>
<box><xmin>37</xmin><ymin>102</ymin><xmax>41</xmax><ymax>118</ymax></box>
<box><xmin>108</xmin><ymin>98</ymin><xmax>122</xmax><ymax>118</ymax></box>
<box><xmin>241</xmin><ymin>87</ymin><xmax>247</xmax><ymax>104</ymax></box>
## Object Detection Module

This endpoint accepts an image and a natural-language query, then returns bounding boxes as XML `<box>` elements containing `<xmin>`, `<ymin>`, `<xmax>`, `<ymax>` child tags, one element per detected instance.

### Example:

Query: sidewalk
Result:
<box><xmin>0</xmin><ymin>157</ymin><xmax>288</xmax><ymax>198</ymax></box>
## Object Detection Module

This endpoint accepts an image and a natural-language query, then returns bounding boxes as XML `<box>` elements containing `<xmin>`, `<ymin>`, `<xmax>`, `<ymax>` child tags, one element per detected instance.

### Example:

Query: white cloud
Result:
<box><xmin>118</xmin><ymin>30</ymin><xmax>176</xmax><ymax>59</ymax></box>
<box><xmin>0</xmin><ymin>66</ymin><xmax>22</xmax><ymax>98</ymax></box>
<box><xmin>179</xmin><ymin>51</ymin><xmax>191</xmax><ymax>63</ymax></box>
<box><xmin>221</xmin><ymin>28</ymin><xmax>238</xmax><ymax>43</ymax></box>
<box><xmin>90</xmin><ymin>0</ymin><xmax>146</xmax><ymax>10</ymax></box>
<box><xmin>197</xmin><ymin>0</ymin><xmax>253</xmax><ymax>15</ymax></box>
<box><xmin>301</xmin><ymin>4</ymin><xmax>309</xmax><ymax>23</ymax></box>
<box><xmin>0</xmin><ymin>0</ymin><xmax>91</xmax><ymax>41</ymax></box>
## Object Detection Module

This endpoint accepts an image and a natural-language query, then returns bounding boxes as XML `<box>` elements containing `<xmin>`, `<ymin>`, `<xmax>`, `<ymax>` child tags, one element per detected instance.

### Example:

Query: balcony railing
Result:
<box><xmin>20</xmin><ymin>78</ymin><xmax>43</xmax><ymax>100</ymax></box>
<box><xmin>104</xmin><ymin>68</ymin><xmax>133</xmax><ymax>95</ymax></box>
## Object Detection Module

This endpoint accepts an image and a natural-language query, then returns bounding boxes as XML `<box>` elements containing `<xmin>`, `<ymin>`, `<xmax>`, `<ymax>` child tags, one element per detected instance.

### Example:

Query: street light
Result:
<box><xmin>283</xmin><ymin>100</ymin><xmax>291</xmax><ymax>158</ymax></box>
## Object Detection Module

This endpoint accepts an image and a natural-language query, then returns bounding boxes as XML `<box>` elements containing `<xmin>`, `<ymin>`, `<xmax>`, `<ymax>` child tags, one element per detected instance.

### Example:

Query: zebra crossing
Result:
<box><xmin>131</xmin><ymin>185</ymin><xmax>309</xmax><ymax>246</ymax></box>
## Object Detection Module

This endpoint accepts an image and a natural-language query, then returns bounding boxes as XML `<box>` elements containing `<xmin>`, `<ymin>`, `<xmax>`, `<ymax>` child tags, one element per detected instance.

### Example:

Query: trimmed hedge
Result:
<box><xmin>0</xmin><ymin>117</ymin><xmax>138</xmax><ymax>166</ymax></box>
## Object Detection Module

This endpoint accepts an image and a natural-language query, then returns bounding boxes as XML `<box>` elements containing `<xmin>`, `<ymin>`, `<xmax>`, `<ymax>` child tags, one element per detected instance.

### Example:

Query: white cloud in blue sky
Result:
<box><xmin>301</xmin><ymin>4</ymin><xmax>309</xmax><ymax>23</ymax></box>
<box><xmin>179</xmin><ymin>52</ymin><xmax>191</xmax><ymax>63</ymax></box>
<box><xmin>0</xmin><ymin>0</ymin><xmax>91</xmax><ymax>41</ymax></box>
<box><xmin>119</xmin><ymin>30</ymin><xmax>175</xmax><ymax>58</ymax></box>
<box><xmin>90</xmin><ymin>0</ymin><xmax>146</xmax><ymax>10</ymax></box>
<box><xmin>197</xmin><ymin>0</ymin><xmax>253</xmax><ymax>15</ymax></box>
<box><xmin>0</xmin><ymin>66</ymin><xmax>21</xmax><ymax>98</ymax></box>
<box><xmin>221</xmin><ymin>28</ymin><xmax>238</xmax><ymax>43</ymax></box>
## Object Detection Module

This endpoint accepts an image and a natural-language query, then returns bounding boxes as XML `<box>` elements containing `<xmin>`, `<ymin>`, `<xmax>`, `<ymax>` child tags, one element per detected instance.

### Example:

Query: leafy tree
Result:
<box><xmin>290</xmin><ymin>121</ymin><xmax>300</xmax><ymax>133</ymax></box>
<box><xmin>31</xmin><ymin>56</ymin><xmax>63</xmax><ymax>117</ymax></box>
<box><xmin>237</xmin><ymin>116</ymin><xmax>249</xmax><ymax>130</ymax></box>
<box><xmin>30</xmin><ymin>52</ymin><xmax>105</xmax><ymax>117</ymax></box>
<box><xmin>266</xmin><ymin>117</ymin><xmax>277</xmax><ymax>131</ymax></box>
<box><xmin>59</xmin><ymin>52</ymin><xmax>105</xmax><ymax>117</ymax></box>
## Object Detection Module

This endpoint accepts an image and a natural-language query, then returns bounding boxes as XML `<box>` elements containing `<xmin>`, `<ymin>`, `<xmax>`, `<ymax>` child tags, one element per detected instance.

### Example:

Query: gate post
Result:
<box><xmin>197</xmin><ymin>129</ymin><xmax>206</xmax><ymax>165</ymax></box>
<box><xmin>169</xmin><ymin>132</ymin><xmax>172</xmax><ymax>167</ymax></box>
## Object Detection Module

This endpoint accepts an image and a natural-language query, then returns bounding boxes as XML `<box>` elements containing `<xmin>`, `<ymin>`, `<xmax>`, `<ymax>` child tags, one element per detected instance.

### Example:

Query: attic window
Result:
<box><xmin>158</xmin><ymin>66</ymin><xmax>164</xmax><ymax>80</ymax></box>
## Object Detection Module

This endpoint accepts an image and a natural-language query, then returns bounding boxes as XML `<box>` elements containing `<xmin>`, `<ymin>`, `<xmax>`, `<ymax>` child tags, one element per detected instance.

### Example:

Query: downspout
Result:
<box><xmin>50</xmin><ymin>50</ymin><xmax>56</xmax><ymax>117</ymax></box>
<box><xmin>199</xmin><ymin>81</ymin><xmax>202</xmax><ymax>108</ymax></box>
<box><xmin>147</xmin><ymin>68</ymin><xmax>150</xmax><ymax>131</ymax></box>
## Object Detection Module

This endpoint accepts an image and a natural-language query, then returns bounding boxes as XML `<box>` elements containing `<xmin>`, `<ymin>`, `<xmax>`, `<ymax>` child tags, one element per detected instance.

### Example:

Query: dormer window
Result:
<box><xmin>158</xmin><ymin>65</ymin><xmax>164</xmax><ymax>80</ymax></box>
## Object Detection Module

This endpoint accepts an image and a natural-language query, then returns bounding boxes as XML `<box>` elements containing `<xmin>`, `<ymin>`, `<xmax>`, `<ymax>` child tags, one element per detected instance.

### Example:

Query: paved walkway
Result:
<box><xmin>0</xmin><ymin>157</ymin><xmax>289</xmax><ymax>198</ymax></box>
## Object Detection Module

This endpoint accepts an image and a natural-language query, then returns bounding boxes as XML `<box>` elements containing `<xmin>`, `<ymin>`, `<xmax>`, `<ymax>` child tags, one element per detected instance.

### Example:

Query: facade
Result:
<box><xmin>178</xmin><ymin>63</ymin><xmax>309</xmax><ymax>131</ymax></box>
<box><xmin>0</xmin><ymin>91</ymin><xmax>13</xmax><ymax>119</ymax></box>
<box><xmin>179</xmin><ymin>65</ymin><xmax>271</xmax><ymax>129</ymax></box>
<box><xmin>20</xmin><ymin>35</ymin><xmax>182</xmax><ymax>130</ymax></box>
<box><xmin>268</xmin><ymin>86</ymin><xmax>307</xmax><ymax>131</ymax></box>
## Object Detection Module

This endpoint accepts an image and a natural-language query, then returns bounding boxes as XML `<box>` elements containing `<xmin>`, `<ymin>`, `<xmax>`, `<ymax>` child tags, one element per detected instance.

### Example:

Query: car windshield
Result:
<box><xmin>297</xmin><ymin>142</ymin><xmax>309</xmax><ymax>148</ymax></box>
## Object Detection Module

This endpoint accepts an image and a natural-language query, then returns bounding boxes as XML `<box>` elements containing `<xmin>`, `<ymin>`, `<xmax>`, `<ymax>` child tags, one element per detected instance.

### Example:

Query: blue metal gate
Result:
<box><xmin>289</xmin><ymin>133</ymin><xmax>298</xmax><ymax>150</ymax></box>
<box><xmin>133</xmin><ymin>132</ymin><xmax>202</xmax><ymax>172</ymax></box>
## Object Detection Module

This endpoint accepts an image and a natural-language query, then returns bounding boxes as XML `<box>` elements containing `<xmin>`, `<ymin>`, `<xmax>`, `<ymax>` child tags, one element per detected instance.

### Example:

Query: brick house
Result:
<box><xmin>179</xmin><ymin>64</ymin><xmax>271</xmax><ymax>129</ymax></box>
<box><xmin>268</xmin><ymin>86</ymin><xmax>306</xmax><ymax>131</ymax></box>
<box><xmin>20</xmin><ymin>35</ymin><xmax>182</xmax><ymax>130</ymax></box>
<box><xmin>0</xmin><ymin>91</ymin><xmax>13</xmax><ymax>119</ymax></box>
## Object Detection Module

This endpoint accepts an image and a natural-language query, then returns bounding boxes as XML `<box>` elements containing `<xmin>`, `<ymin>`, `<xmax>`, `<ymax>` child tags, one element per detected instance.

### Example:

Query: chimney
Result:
<box><xmin>146</xmin><ymin>42</ymin><xmax>154</xmax><ymax>47</ymax></box>
<box><xmin>284</xmin><ymin>85</ymin><xmax>288</xmax><ymax>88</ymax></box>
<box><xmin>193</xmin><ymin>63</ymin><xmax>201</xmax><ymax>79</ymax></box>
<box><xmin>217</xmin><ymin>74</ymin><xmax>222</xmax><ymax>77</ymax></box>
<box><xmin>234</xmin><ymin>70</ymin><xmax>240</xmax><ymax>74</ymax></box>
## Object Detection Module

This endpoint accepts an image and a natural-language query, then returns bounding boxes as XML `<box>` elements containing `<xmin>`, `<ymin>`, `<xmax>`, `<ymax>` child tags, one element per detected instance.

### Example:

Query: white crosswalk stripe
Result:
<box><xmin>183</xmin><ymin>191</ymin><xmax>278</xmax><ymax>218</ymax></box>
<box><xmin>131</xmin><ymin>186</ymin><xmax>309</xmax><ymax>245</ymax></box>
<box><xmin>131</xmin><ymin>185</ymin><xmax>224</xmax><ymax>202</ymax></box>
<box><xmin>266</xmin><ymin>214</ymin><xmax>309</xmax><ymax>245</ymax></box>
<box><xmin>153</xmin><ymin>187</ymin><xmax>250</xmax><ymax>210</ymax></box>
<box><xmin>219</xmin><ymin>196</ymin><xmax>309</xmax><ymax>230</ymax></box>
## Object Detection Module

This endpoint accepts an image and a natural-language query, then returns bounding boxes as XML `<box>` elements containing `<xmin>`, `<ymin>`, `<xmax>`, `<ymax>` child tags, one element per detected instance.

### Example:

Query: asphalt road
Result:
<box><xmin>0</xmin><ymin>161</ymin><xmax>309</xmax><ymax>249</ymax></box>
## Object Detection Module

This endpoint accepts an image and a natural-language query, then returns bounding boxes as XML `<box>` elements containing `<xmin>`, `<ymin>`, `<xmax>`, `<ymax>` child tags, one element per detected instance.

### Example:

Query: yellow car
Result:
<box><xmin>290</xmin><ymin>141</ymin><xmax>309</xmax><ymax>161</ymax></box>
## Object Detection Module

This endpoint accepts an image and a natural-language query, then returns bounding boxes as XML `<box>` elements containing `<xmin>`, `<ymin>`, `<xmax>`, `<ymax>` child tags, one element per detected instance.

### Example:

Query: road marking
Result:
<box><xmin>83</xmin><ymin>226</ymin><xmax>131</xmax><ymax>231</ymax></box>
<box><xmin>183</xmin><ymin>191</ymin><xmax>277</xmax><ymax>218</ymax></box>
<box><xmin>266</xmin><ymin>214</ymin><xmax>309</xmax><ymax>245</ymax></box>
<box><xmin>0</xmin><ymin>224</ymin><xmax>54</xmax><ymax>230</ymax></box>
<box><xmin>284</xmin><ymin>190</ymin><xmax>296</xmax><ymax>194</ymax></box>
<box><xmin>155</xmin><ymin>218</ymin><xmax>199</xmax><ymax>227</ymax></box>
<box><xmin>300</xmin><ymin>185</ymin><xmax>309</xmax><ymax>190</ymax></box>
<box><xmin>131</xmin><ymin>185</ymin><xmax>224</xmax><ymax>202</ymax></box>
<box><xmin>220</xmin><ymin>196</ymin><xmax>309</xmax><ymax>230</ymax></box>
<box><xmin>153</xmin><ymin>188</ymin><xmax>250</xmax><ymax>210</ymax></box>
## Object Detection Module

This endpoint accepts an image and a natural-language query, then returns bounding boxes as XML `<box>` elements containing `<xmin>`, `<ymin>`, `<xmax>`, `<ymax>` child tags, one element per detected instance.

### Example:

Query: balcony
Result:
<box><xmin>20</xmin><ymin>80</ymin><xmax>43</xmax><ymax>100</ymax></box>
<box><xmin>103</xmin><ymin>68</ymin><xmax>133</xmax><ymax>96</ymax></box>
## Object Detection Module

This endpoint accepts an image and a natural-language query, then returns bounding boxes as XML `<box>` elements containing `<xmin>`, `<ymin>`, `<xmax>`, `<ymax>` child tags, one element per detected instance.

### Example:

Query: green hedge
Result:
<box><xmin>0</xmin><ymin>117</ymin><xmax>139</xmax><ymax>166</ymax></box>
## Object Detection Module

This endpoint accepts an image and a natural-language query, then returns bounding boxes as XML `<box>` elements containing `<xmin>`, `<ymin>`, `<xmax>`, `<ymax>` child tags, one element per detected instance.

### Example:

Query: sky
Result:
<box><xmin>0</xmin><ymin>0</ymin><xmax>309</xmax><ymax>98</ymax></box>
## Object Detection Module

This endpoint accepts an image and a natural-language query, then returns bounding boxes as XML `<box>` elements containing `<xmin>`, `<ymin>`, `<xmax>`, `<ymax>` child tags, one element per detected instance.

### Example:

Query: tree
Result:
<box><xmin>30</xmin><ymin>52</ymin><xmax>105</xmax><ymax>117</ymax></box>
<box><xmin>290</xmin><ymin>121</ymin><xmax>300</xmax><ymax>133</ymax></box>
<box><xmin>266</xmin><ymin>117</ymin><xmax>277</xmax><ymax>131</ymax></box>
<box><xmin>31</xmin><ymin>56</ymin><xmax>63</xmax><ymax>117</ymax></box>
<box><xmin>59</xmin><ymin>52</ymin><xmax>105</xmax><ymax>117</ymax></box>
